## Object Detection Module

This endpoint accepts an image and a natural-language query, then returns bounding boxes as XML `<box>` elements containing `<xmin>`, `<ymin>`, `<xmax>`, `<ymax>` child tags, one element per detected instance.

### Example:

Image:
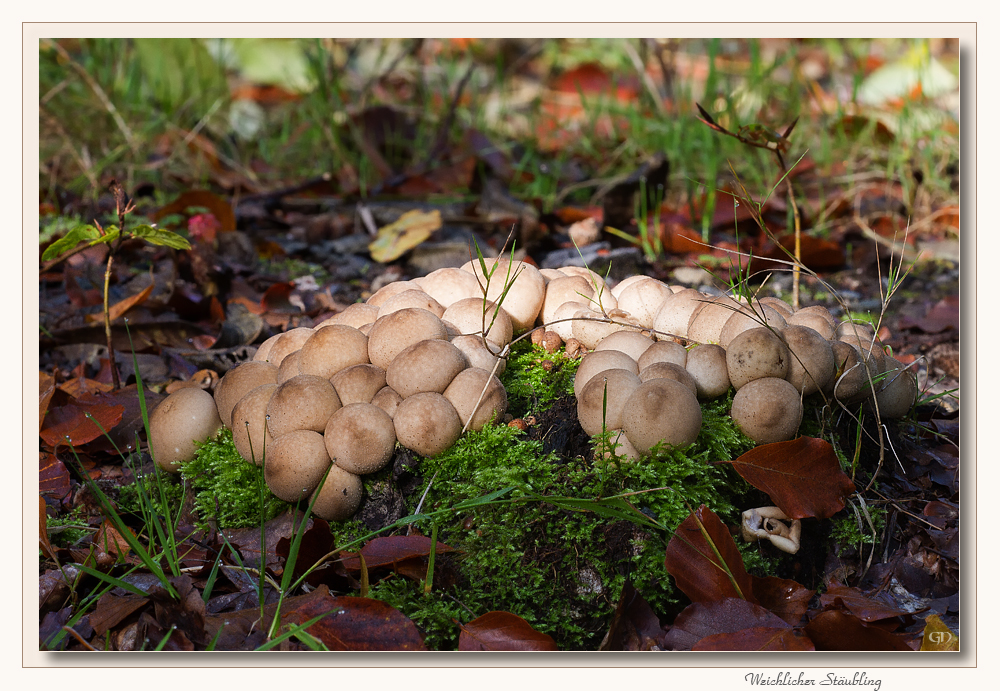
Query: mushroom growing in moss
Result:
<box><xmin>149</xmin><ymin>388</ymin><xmax>223</xmax><ymax>473</ymax></box>
<box><xmin>730</xmin><ymin>377</ymin><xmax>803</xmax><ymax>444</ymax></box>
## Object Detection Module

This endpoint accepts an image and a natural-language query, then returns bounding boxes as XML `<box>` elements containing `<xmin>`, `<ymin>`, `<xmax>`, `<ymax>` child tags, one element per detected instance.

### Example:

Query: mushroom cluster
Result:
<box><xmin>148</xmin><ymin>259</ymin><xmax>917</xmax><ymax>521</ymax></box>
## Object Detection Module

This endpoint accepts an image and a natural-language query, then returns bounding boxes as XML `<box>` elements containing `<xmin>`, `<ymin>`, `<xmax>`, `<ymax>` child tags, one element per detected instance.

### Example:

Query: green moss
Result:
<box><xmin>117</xmin><ymin>465</ymin><xmax>186</xmax><ymax>517</ymax></box>
<box><xmin>830</xmin><ymin>505</ymin><xmax>887</xmax><ymax>549</ymax></box>
<box><xmin>180</xmin><ymin>428</ymin><xmax>290</xmax><ymax>530</ymax></box>
<box><xmin>500</xmin><ymin>339</ymin><xmax>580</xmax><ymax>418</ymax></box>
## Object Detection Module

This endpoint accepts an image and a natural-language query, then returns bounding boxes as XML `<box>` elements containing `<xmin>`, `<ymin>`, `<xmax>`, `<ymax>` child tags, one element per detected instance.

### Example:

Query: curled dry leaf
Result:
<box><xmin>664</xmin><ymin>505</ymin><xmax>756</xmax><ymax>605</ymax></box>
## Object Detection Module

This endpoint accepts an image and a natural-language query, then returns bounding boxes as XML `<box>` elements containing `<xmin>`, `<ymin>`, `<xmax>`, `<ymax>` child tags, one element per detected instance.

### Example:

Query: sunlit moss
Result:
<box><xmin>500</xmin><ymin>339</ymin><xmax>580</xmax><ymax>418</ymax></box>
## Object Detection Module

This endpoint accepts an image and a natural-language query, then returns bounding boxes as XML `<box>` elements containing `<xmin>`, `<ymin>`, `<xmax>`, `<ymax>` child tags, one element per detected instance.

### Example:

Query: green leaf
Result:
<box><xmin>41</xmin><ymin>225</ymin><xmax>103</xmax><ymax>261</ymax></box>
<box><xmin>131</xmin><ymin>225</ymin><xmax>192</xmax><ymax>250</ymax></box>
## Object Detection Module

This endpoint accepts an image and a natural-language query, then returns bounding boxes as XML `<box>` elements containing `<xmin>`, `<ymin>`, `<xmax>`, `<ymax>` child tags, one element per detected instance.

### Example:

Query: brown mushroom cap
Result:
<box><xmin>718</xmin><ymin>303</ymin><xmax>789</xmax><ymax>347</ymax></box>
<box><xmin>726</xmin><ymin>327</ymin><xmax>791</xmax><ymax>390</ymax></box>
<box><xmin>757</xmin><ymin>297</ymin><xmax>794</xmax><ymax>318</ymax></box>
<box><xmin>310</xmin><ymin>465</ymin><xmax>364</xmax><ymax>522</ymax></box>
<box><xmin>687</xmin><ymin>294</ymin><xmax>744</xmax><ymax>345</ymax></box>
<box><xmin>415</xmin><ymin>267</ymin><xmax>484</xmax><ymax>308</ymax></box>
<box><xmin>787</xmin><ymin>306</ymin><xmax>837</xmax><ymax>340</ymax></box>
<box><xmin>594</xmin><ymin>330</ymin><xmax>656</xmax><ymax>362</ymax></box>
<box><xmin>367</xmin><ymin>307</ymin><xmax>450</xmax><ymax>370</ymax></box>
<box><xmin>215</xmin><ymin>361</ymin><xmax>279</xmax><ymax>428</ymax></box>
<box><xmin>781</xmin><ymin>324</ymin><xmax>836</xmax><ymax>395</ymax></box>
<box><xmin>450</xmin><ymin>334</ymin><xmax>506</xmax><ymax>376</ymax></box>
<box><xmin>371</xmin><ymin>386</ymin><xmax>403</xmax><ymax>418</ymax></box>
<box><xmin>231</xmin><ymin>383</ymin><xmax>278</xmax><ymax>466</ymax></box>
<box><xmin>837</xmin><ymin>320</ymin><xmax>877</xmax><ymax>343</ymax></box>
<box><xmin>574</xmin><ymin>349</ymin><xmax>640</xmax><ymax>397</ymax></box>
<box><xmin>323</xmin><ymin>403</ymin><xmax>397</xmax><ymax>475</ymax></box>
<box><xmin>621</xmin><ymin>378</ymin><xmax>703</xmax><ymax>454</ymax></box>
<box><xmin>685</xmin><ymin>344</ymin><xmax>732</xmax><ymax>399</ymax></box>
<box><xmin>149</xmin><ymin>388</ymin><xmax>223</xmax><ymax>473</ymax></box>
<box><xmin>441</xmin><ymin>297</ymin><xmax>514</xmax><ymax>346</ymax></box>
<box><xmin>637</xmin><ymin>340</ymin><xmax>688</xmax><ymax>371</ymax></box>
<box><xmin>461</xmin><ymin>257</ymin><xmax>546</xmax><ymax>332</ymax></box>
<box><xmin>266</xmin><ymin>374</ymin><xmax>342</xmax><ymax>438</ymax></box>
<box><xmin>549</xmin><ymin>300</ymin><xmax>591</xmax><ymax>341</ymax></box>
<box><xmin>576</xmin><ymin>368</ymin><xmax>643</xmax><ymax>437</ymax></box>
<box><xmin>297</xmin><ymin>324</ymin><xmax>371</xmax><ymax>380</ymax></box>
<box><xmin>253</xmin><ymin>333</ymin><xmax>283</xmax><ymax>363</ymax></box>
<box><xmin>572</xmin><ymin>309</ymin><xmax>640</xmax><ymax>350</ymax></box>
<box><xmin>616</xmin><ymin>278</ymin><xmax>674</xmax><ymax>328</ymax></box>
<box><xmin>651</xmin><ymin>288</ymin><xmax>705</xmax><ymax>340</ymax></box>
<box><xmin>825</xmin><ymin>340</ymin><xmax>868</xmax><ymax>402</ymax></box>
<box><xmin>323</xmin><ymin>303</ymin><xmax>380</xmax><ymax>330</ymax></box>
<box><xmin>331</xmin><ymin>364</ymin><xmax>387</xmax><ymax>406</ymax></box>
<box><xmin>265</xmin><ymin>429</ymin><xmax>332</xmax><ymax>502</ymax></box>
<box><xmin>377</xmin><ymin>288</ymin><xmax>446</xmax><ymax>319</ymax></box>
<box><xmin>610</xmin><ymin>274</ymin><xmax>650</xmax><ymax>299</ymax></box>
<box><xmin>267</xmin><ymin>327</ymin><xmax>315</xmax><ymax>366</ymax></box>
<box><xmin>366</xmin><ymin>280</ymin><xmax>423</xmax><ymax>307</ymax></box>
<box><xmin>873</xmin><ymin>356</ymin><xmax>918</xmax><ymax>419</ymax></box>
<box><xmin>559</xmin><ymin>265</ymin><xmax>608</xmax><ymax>294</ymax></box>
<box><xmin>386</xmin><ymin>338</ymin><xmax>468</xmax><ymax>399</ymax></box>
<box><xmin>541</xmin><ymin>276</ymin><xmax>615</xmax><ymax>324</ymax></box>
<box><xmin>443</xmin><ymin>367</ymin><xmax>508</xmax><ymax>431</ymax></box>
<box><xmin>730</xmin><ymin>377</ymin><xmax>803</xmax><ymax>444</ymax></box>
<box><xmin>638</xmin><ymin>361</ymin><xmax>699</xmax><ymax>395</ymax></box>
<box><xmin>277</xmin><ymin>349</ymin><xmax>303</xmax><ymax>384</ymax></box>
<box><xmin>393</xmin><ymin>392</ymin><xmax>463</xmax><ymax>457</ymax></box>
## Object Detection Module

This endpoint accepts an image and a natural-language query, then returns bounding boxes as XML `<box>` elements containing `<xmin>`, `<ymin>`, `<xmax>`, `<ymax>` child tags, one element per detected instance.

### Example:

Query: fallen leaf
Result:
<box><xmin>751</xmin><ymin>575</ymin><xmax>814</xmax><ymax>626</ymax></box>
<box><xmin>40</xmin><ymin>400</ymin><xmax>125</xmax><ymax>448</ymax></box>
<box><xmin>727</xmin><ymin>437</ymin><xmax>856</xmax><ymax>520</ymax></box>
<box><xmin>599</xmin><ymin>581</ymin><xmax>666</xmax><ymax>651</ymax></box>
<box><xmin>458</xmin><ymin>611</ymin><xmax>557</xmax><ymax>651</ymax></box>
<box><xmin>804</xmin><ymin>609</ymin><xmax>914</xmax><ymax>651</ymax></box>
<box><xmin>39</xmin><ymin>496</ymin><xmax>57</xmax><ymax>561</ymax></box>
<box><xmin>820</xmin><ymin>582</ymin><xmax>913</xmax><ymax>623</ymax></box>
<box><xmin>283</xmin><ymin>593</ymin><xmax>426</xmax><ymax>651</ymax></box>
<box><xmin>920</xmin><ymin>614</ymin><xmax>959</xmax><ymax>651</ymax></box>
<box><xmin>154</xmin><ymin>189</ymin><xmax>236</xmax><ymax>233</ymax></box>
<box><xmin>340</xmin><ymin>534</ymin><xmax>456</xmax><ymax>576</ymax></box>
<box><xmin>694</xmin><ymin>626</ymin><xmax>814</xmax><ymax>651</ymax></box>
<box><xmin>662</xmin><ymin>598</ymin><xmax>786</xmax><ymax>651</ymax></box>
<box><xmin>91</xmin><ymin>592</ymin><xmax>148</xmax><ymax>636</ymax></box>
<box><xmin>58</xmin><ymin>377</ymin><xmax>114</xmax><ymax>398</ymax></box>
<box><xmin>85</xmin><ymin>281</ymin><xmax>154</xmax><ymax>323</ymax></box>
<box><xmin>664</xmin><ymin>505</ymin><xmax>757</xmax><ymax>604</ymax></box>
<box><xmin>39</xmin><ymin>452</ymin><xmax>71</xmax><ymax>500</ymax></box>
<box><xmin>39</xmin><ymin>371</ymin><xmax>56</xmax><ymax>431</ymax></box>
<box><xmin>368</xmin><ymin>209</ymin><xmax>442</xmax><ymax>263</ymax></box>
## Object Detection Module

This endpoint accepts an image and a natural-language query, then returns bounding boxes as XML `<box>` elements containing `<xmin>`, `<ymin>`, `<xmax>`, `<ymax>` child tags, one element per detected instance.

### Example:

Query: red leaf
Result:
<box><xmin>728</xmin><ymin>437</ymin><xmax>856</xmax><ymax>519</ymax></box>
<box><xmin>694</xmin><ymin>626</ymin><xmax>814</xmax><ymax>651</ymax></box>
<box><xmin>283</xmin><ymin>593</ymin><xmax>425</xmax><ymax>651</ymax></box>
<box><xmin>154</xmin><ymin>189</ymin><xmax>236</xmax><ymax>233</ymax></box>
<box><xmin>600</xmin><ymin>582</ymin><xmax>666</xmax><ymax>651</ymax></box>
<box><xmin>899</xmin><ymin>295</ymin><xmax>960</xmax><ymax>334</ymax></box>
<box><xmin>751</xmin><ymin>575</ymin><xmax>815</xmax><ymax>626</ymax></box>
<box><xmin>458</xmin><ymin>611</ymin><xmax>557</xmax><ymax>651</ymax></box>
<box><xmin>40</xmin><ymin>400</ymin><xmax>125</xmax><ymax>447</ymax></box>
<box><xmin>820</xmin><ymin>582</ymin><xmax>912</xmax><ymax>623</ymax></box>
<box><xmin>340</xmin><ymin>535</ymin><xmax>455</xmax><ymax>572</ymax></box>
<box><xmin>664</xmin><ymin>505</ymin><xmax>757</xmax><ymax>604</ymax></box>
<box><xmin>39</xmin><ymin>452</ymin><xmax>71</xmax><ymax>500</ymax></box>
<box><xmin>804</xmin><ymin>610</ymin><xmax>915</xmax><ymax>651</ymax></box>
<box><xmin>39</xmin><ymin>371</ymin><xmax>56</xmax><ymax>432</ymax></box>
<box><xmin>260</xmin><ymin>281</ymin><xmax>297</xmax><ymax>313</ymax></box>
<box><xmin>662</xmin><ymin>598</ymin><xmax>786</xmax><ymax>651</ymax></box>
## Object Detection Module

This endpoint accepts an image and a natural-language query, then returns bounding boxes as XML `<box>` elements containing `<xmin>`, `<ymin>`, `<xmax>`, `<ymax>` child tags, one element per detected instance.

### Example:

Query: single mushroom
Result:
<box><xmin>253</xmin><ymin>333</ymin><xmax>283</xmax><ymax>363</ymax></box>
<box><xmin>610</xmin><ymin>274</ymin><xmax>650</xmax><ymax>299</ymax></box>
<box><xmin>322</xmin><ymin>302</ymin><xmax>380</xmax><ymax>330</ymax></box>
<box><xmin>651</xmin><ymin>288</ymin><xmax>705</xmax><ymax>340</ymax></box>
<box><xmin>323</xmin><ymin>403</ymin><xmax>397</xmax><ymax>475</ymax></box>
<box><xmin>615</xmin><ymin>278</ymin><xmax>674</xmax><ymax>328</ymax></box>
<box><xmin>685</xmin><ymin>344</ymin><xmax>731</xmax><ymax>399</ymax></box>
<box><xmin>461</xmin><ymin>257</ymin><xmax>546</xmax><ymax>332</ymax></box>
<box><xmin>572</xmin><ymin>308</ymin><xmax>640</xmax><ymax>350</ymax></box>
<box><xmin>266</xmin><ymin>327</ymin><xmax>315</xmax><ymax>366</ymax></box>
<box><xmin>264</xmin><ymin>429</ymin><xmax>332</xmax><ymax>502</ymax></box>
<box><xmin>441</xmin><ymin>297</ymin><xmax>514</xmax><ymax>347</ymax></box>
<box><xmin>687</xmin><ymin>294</ymin><xmax>744</xmax><ymax>345</ymax></box>
<box><xmin>741</xmin><ymin>506</ymin><xmax>801</xmax><ymax>554</ymax></box>
<box><xmin>310</xmin><ymin>465</ymin><xmax>364</xmax><ymax>522</ymax></box>
<box><xmin>549</xmin><ymin>300</ymin><xmax>591</xmax><ymax>342</ymax></box>
<box><xmin>619</xmin><ymin>378</ymin><xmax>702</xmax><ymax>456</ymax></box>
<box><xmin>266</xmin><ymin>374</ymin><xmax>342</xmax><ymax>438</ymax></box>
<box><xmin>576</xmin><ymin>368</ymin><xmax>643</xmax><ymax>437</ymax></box>
<box><xmin>574</xmin><ymin>349</ymin><xmax>639</xmax><ymax>397</ymax></box>
<box><xmin>393</xmin><ymin>392</ymin><xmax>463</xmax><ymax>457</ymax></box>
<box><xmin>277</xmin><ymin>349</ymin><xmax>303</xmax><ymax>384</ymax></box>
<box><xmin>366</xmin><ymin>280</ymin><xmax>423</xmax><ymax>307</ymax></box>
<box><xmin>367</xmin><ymin>308</ymin><xmax>450</xmax><ymax>370</ymax></box>
<box><xmin>297</xmin><ymin>324</ymin><xmax>371</xmax><ymax>380</ymax></box>
<box><xmin>415</xmin><ymin>267</ymin><xmax>484</xmax><ymax>308</ymax></box>
<box><xmin>443</xmin><ymin>367</ymin><xmax>508</xmax><ymax>431</ymax></box>
<box><xmin>757</xmin><ymin>297</ymin><xmax>794</xmax><ymax>319</ymax></box>
<box><xmin>637</xmin><ymin>340</ymin><xmax>688</xmax><ymax>371</ymax></box>
<box><xmin>386</xmin><ymin>338</ymin><xmax>468</xmax><ymax>398</ymax></box>
<box><xmin>371</xmin><ymin>385</ymin><xmax>403</xmax><ymax>418</ymax></box>
<box><xmin>718</xmin><ymin>302</ymin><xmax>789</xmax><ymax>348</ymax></box>
<box><xmin>730</xmin><ymin>377</ymin><xmax>803</xmax><ymax>444</ymax></box>
<box><xmin>786</xmin><ymin>305</ymin><xmax>837</xmax><ymax>340</ymax></box>
<box><xmin>450</xmin><ymin>334</ymin><xmax>506</xmax><ymax>376</ymax></box>
<box><xmin>230</xmin><ymin>383</ymin><xmax>278</xmax><ymax>466</ymax></box>
<box><xmin>781</xmin><ymin>324</ymin><xmax>836</xmax><ymax>395</ymax></box>
<box><xmin>594</xmin><ymin>330</ymin><xmax>655</xmax><ymax>362</ymax></box>
<box><xmin>331</xmin><ymin>363</ymin><xmax>387</xmax><ymax>406</ymax></box>
<box><xmin>376</xmin><ymin>288</ymin><xmax>446</xmax><ymax>319</ymax></box>
<box><xmin>214</xmin><ymin>361</ymin><xmax>279</xmax><ymax>428</ymax></box>
<box><xmin>598</xmin><ymin>429</ymin><xmax>640</xmax><ymax>463</ymax></box>
<box><xmin>149</xmin><ymin>388</ymin><xmax>223</xmax><ymax>473</ymax></box>
<box><xmin>638</xmin><ymin>361</ymin><xmax>699</xmax><ymax>396</ymax></box>
<box><xmin>825</xmin><ymin>340</ymin><xmax>868</xmax><ymax>403</ymax></box>
<box><xmin>726</xmin><ymin>327</ymin><xmax>791</xmax><ymax>390</ymax></box>
<box><xmin>872</xmin><ymin>356</ymin><xmax>918</xmax><ymax>419</ymax></box>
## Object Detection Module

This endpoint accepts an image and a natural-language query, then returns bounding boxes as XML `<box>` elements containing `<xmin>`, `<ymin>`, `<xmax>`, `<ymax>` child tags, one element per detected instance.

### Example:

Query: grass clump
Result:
<box><xmin>180</xmin><ymin>428</ymin><xmax>289</xmax><ymax>530</ymax></box>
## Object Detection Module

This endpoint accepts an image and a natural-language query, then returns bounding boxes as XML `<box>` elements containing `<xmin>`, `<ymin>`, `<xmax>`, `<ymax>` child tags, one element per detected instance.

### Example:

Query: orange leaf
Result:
<box><xmin>86</xmin><ymin>281</ymin><xmax>154</xmax><ymax>323</ymax></box>
<box><xmin>58</xmin><ymin>377</ymin><xmax>114</xmax><ymax>397</ymax></box>
<box><xmin>39</xmin><ymin>371</ymin><xmax>55</xmax><ymax>432</ymax></box>
<box><xmin>40</xmin><ymin>401</ymin><xmax>125</xmax><ymax>447</ymax></box>
<box><xmin>728</xmin><ymin>437</ymin><xmax>856</xmax><ymax>520</ymax></box>
<box><xmin>458</xmin><ymin>611</ymin><xmax>557</xmax><ymax>651</ymax></box>
<box><xmin>664</xmin><ymin>505</ymin><xmax>757</xmax><ymax>604</ymax></box>
<box><xmin>39</xmin><ymin>451</ymin><xmax>71</xmax><ymax>500</ymax></box>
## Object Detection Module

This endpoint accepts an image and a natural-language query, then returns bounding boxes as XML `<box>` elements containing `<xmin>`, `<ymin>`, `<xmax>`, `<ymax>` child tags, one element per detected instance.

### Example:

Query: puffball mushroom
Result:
<box><xmin>443</xmin><ymin>367</ymin><xmax>508</xmax><ymax>431</ymax></box>
<box><xmin>376</xmin><ymin>288</ymin><xmax>446</xmax><ymax>319</ymax></box>
<box><xmin>461</xmin><ymin>257</ymin><xmax>546</xmax><ymax>332</ymax></box>
<box><xmin>450</xmin><ymin>334</ymin><xmax>506</xmax><ymax>375</ymax></box>
<box><xmin>264</xmin><ymin>429</ymin><xmax>332</xmax><ymax>503</ymax></box>
<box><xmin>825</xmin><ymin>340</ymin><xmax>868</xmax><ymax>402</ymax></box>
<box><xmin>267</xmin><ymin>327</ymin><xmax>315</xmax><ymax>366</ymax></box>
<box><xmin>253</xmin><ymin>333</ymin><xmax>282</xmax><ymax>363</ymax></box>
<box><xmin>576</xmin><ymin>368</ymin><xmax>643</xmax><ymax>437</ymax></box>
<box><xmin>638</xmin><ymin>361</ymin><xmax>699</xmax><ymax>396</ymax></box>
<box><xmin>322</xmin><ymin>302</ymin><xmax>380</xmax><ymax>330</ymax></box>
<box><xmin>718</xmin><ymin>303</ymin><xmax>789</xmax><ymax>348</ymax></box>
<box><xmin>873</xmin><ymin>356</ymin><xmax>918</xmax><ymax>419</ymax></box>
<box><xmin>266</xmin><ymin>374</ymin><xmax>342</xmax><ymax>438</ymax></box>
<box><xmin>574</xmin><ymin>349</ymin><xmax>640</xmax><ymax>397</ymax></box>
<box><xmin>297</xmin><ymin>324</ymin><xmax>370</xmax><ymax>380</ymax></box>
<box><xmin>371</xmin><ymin>386</ymin><xmax>403</xmax><ymax>418</ymax></box>
<box><xmin>415</xmin><ymin>267</ymin><xmax>483</xmax><ymax>308</ymax></box>
<box><xmin>149</xmin><ymin>388</ymin><xmax>223</xmax><ymax>473</ymax></box>
<box><xmin>331</xmin><ymin>364</ymin><xmax>387</xmax><ymax>406</ymax></box>
<box><xmin>621</xmin><ymin>378</ymin><xmax>703</xmax><ymax>454</ymax></box>
<box><xmin>394</xmin><ymin>392</ymin><xmax>463</xmax><ymax>457</ymax></box>
<box><xmin>231</xmin><ymin>383</ymin><xmax>277</xmax><ymax>466</ymax></box>
<box><xmin>310</xmin><ymin>465</ymin><xmax>364</xmax><ymax>522</ymax></box>
<box><xmin>600</xmin><ymin>429</ymin><xmax>640</xmax><ymax>463</ymax></box>
<box><xmin>787</xmin><ymin>306</ymin><xmax>836</xmax><ymax>340</ymax></box>
<box><xmin>214</xmin><ymin>361</ymin><xmax>279</xmax><ymax>427</ymax></box>
<box><xmin>685</xmin><ymin>344</ymin><xmax>731</xmax><ymax>400</ymax></box>
<box><xmin>651</xmin><ymin>288</ymin><xmax>705</xmax><ymax>340</ymax></box>
<box><xmin>594</xmin><ymin>330</ymin><xmax>655</xmax><ymax>362</ymax></box>
<box><xmin>323</xmin><ymin>403</ymin><xmax>397</xmax><ymax>475</ymax></box>
<box><xmin>549</xmin><ymin>300</ymin><xmax>591</xmax><ymax>342</ymax></box>
<box><xmin>277</xmin><ymin>350</ymin><xmax>303</xmax><ymax>384</ymax></box>
<box><xmin>615</xmin><ymin>278</ymin><xmax>674</xmax><ymax>328</ymax></box>
<box><xmin>687</xmin><ymin>294</ymin><xmax>744</xmax><ymax>345</ymax></box>
<box><xmin>730</xmin><ymin>377</ymin><xmax>803</xmax><ymax>444</ymax></box>
<box><xmin>781</xmin><ymin>325</ymin><xmax>836</xmax><ymax>395</ymax></box>
<box><xmin>442</xmin><ymin>297</ymin><xmax>514</xmax><ymax>347</ymax></box>
<box><xmin>637</xmin><ymin>340</ymin><xmax>688</xmax><ymax>371</ymax></box>
<box><xmin>367</xmin><ymin>307</ymin><xmax>449</xmax><ymax>370</ymax></box>
<box><xmin>366</xmin><ymin>280</ymin><xmax>423</xmax><ymax>307</ymax></box>
<box><xmin>386</xmin><ymin>338</ymin><xmax>468</xmax><ymax>398</ymax></box>
<box><xmin>572</xmin><ymin>308</ymin><xmax>640</xmax><ymax>350</ymax></box>
<box><xmin>726</xmin><ymin>327</ymin><xmax>791</xmax><ymax>390</ymax></box>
